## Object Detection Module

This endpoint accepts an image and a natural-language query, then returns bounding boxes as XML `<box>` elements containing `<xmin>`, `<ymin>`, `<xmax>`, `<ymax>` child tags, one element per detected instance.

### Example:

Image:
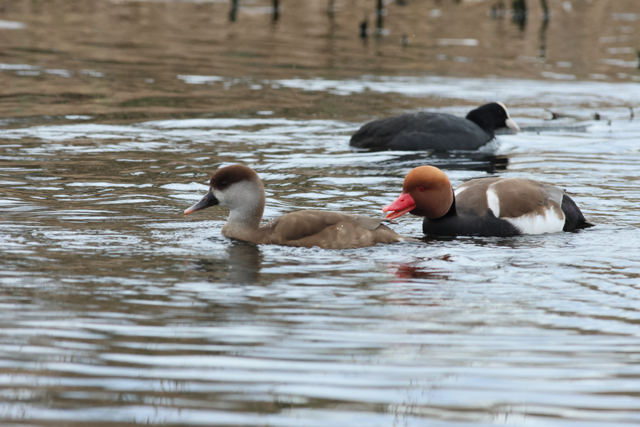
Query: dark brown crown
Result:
<box><xmin>210</xmin><ymin>164</ymin><xmax>259</xmax><ymax>190</ymax></box>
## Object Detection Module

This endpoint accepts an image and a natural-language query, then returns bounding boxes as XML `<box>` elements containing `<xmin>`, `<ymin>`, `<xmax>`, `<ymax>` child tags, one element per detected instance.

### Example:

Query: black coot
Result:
<box><xmin>350</xmin><ymin>102</ymin><xmax>520</xmax><ymax>151</ymax></box>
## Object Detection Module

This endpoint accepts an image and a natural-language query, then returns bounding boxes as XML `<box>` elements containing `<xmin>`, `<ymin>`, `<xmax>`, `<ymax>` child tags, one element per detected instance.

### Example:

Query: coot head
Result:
<box><xmin>465</xmin><ymin>102</ymin><xmax>520</xmax><ymax>135</ymax></box>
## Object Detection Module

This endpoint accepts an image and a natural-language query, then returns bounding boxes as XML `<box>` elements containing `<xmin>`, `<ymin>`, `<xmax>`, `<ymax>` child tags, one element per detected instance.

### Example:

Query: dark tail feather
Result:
<box><xmin>562</xmin><ymin>194</ymin><xmax>593</xmax><ymax>231</ymax></box>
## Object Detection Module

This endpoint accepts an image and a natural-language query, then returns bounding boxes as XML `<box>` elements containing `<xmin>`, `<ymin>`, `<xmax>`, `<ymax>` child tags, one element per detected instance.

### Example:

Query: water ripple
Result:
<box><xmin>2</xmin><ymin>78</ymin><xmax>640</xmax><ymax>426</ymax></box>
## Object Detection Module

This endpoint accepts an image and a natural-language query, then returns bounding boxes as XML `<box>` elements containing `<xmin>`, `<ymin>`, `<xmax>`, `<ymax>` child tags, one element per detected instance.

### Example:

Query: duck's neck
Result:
<box><xmin>221</xmin><ymin>184</ymin><xmax>267</xmax><ymax>243</ymax></box>
<box><xmin>442</xmin><ymin>191</ymin><xmax>457</xmax><ymax>218</ymax></box>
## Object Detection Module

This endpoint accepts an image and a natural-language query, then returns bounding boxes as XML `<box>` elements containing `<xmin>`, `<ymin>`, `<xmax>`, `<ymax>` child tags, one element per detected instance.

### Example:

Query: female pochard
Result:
<box><xmin>184</xmin><ymin>164</ymin><xmax>414</xmax><ymax>249</ymax></box>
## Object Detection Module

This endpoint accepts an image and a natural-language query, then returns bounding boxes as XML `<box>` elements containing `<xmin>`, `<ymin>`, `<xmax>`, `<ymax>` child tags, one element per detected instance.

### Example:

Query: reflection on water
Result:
<box><xmin>0</xmin><ymin>0</ymin><xmax>639</xmax><ymax>120</ymax></box>
<box><xmin>1</xmin><ymin>0</ymin><xmax>640</xmax><ymax>425</ymax></box>
<box><xmin>511</xmin><ymin>0</ymin><xmax>527</xmax><ymax>32</ymax></box>
<box><xmin>539</xmin><ymin>0</ymin><xmax>551</xmax><ymax>58</ymax></box>
<box><xmin>374</xmin><ymin>150</ymin><xmax>509</xmax><ymax>174</ymax></box>
<box><xmin>193</xmin><ymin>242</ymin><xmax>264</xmax><ymax>285</ymax></box>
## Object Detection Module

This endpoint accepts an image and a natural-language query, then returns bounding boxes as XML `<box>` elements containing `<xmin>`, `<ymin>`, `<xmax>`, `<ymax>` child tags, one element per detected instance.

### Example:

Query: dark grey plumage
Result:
<box><xmin>350</xmin><ymin>102</ymin><xmax>519</xmax><ymax>151</ymax></box>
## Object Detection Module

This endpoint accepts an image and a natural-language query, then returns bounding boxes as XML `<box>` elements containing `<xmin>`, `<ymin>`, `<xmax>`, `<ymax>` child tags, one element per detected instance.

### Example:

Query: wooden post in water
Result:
<box><xmin>360</xmin><ymin>20</ymin><xmax>368</xmax><ymax>40</ymax></box>
<box><xmin>273</xmin><ymin>0</ymin><xmax>279</xmax><ymax>21</ymax></box>
<box><xmin>540</xmin><ymin>0</ymin><xmax>549</xmax><ymax>19</ymax></box>
<box><xmin>539</xmin><ymin>0</ymin><xmax>550</xmax><ymax>57</ymax></box>
<box><xmin>229</xmin><ymin>0</ymin><xmax>238</xmax><ymax>22</ymax></box>
<box><xmin>511</xmin><ymin>0</ymin><xmax>527</xmax><ymax>31</ymax></box>
<box><xmin>376</xmin><ymin>0</ymin><xmax>384</xmax><ymax>35</ymax></box>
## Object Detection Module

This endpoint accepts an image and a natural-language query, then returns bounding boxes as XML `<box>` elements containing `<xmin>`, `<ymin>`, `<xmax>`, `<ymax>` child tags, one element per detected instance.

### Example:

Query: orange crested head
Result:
<box><xmin>383</xmin><ymin>166</ymin><xmax>454</xmax><ymax>220</ymax></box>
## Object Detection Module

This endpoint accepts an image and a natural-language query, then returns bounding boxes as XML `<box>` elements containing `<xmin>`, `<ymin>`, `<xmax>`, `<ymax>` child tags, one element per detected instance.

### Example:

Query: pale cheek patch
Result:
<box><xmin>217</xmin><ymin>181</ymin><xmax>262</xmax><ymax>224</ymax></box>
<box><xmin>213</xmin><ymin>189</ymin><xmax>225</xmax><ymax>205</ymax></box>
<box><xmin>505</xmin><ymin>207</ymin><xmax>565</xmax><ymax>235</ymax></box>
<box><xmin>218</xmin><ymin>182</ymin><xmax>255</xmax><ymax>209</ymax></box>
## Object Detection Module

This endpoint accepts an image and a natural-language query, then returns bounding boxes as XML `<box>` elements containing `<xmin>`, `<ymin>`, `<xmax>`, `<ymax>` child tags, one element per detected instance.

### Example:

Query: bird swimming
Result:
<box><xmin>184</xmin><ymin>164</ymin><xmax>414</xmax><ymax>249</ymax></box>
<box><xmin>383</xmin><ymin>166</ymin><xmax>592</xmax><ymax>236</ymax></box>
<box><xmin>350</xmin><ymin>102</ymin><xmax>520</xmax><ymax>151</ymax></box>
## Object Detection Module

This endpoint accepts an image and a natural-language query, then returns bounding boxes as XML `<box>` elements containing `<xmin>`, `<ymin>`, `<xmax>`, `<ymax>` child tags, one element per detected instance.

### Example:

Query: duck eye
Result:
<box><xmin>419</xmin><ymin>186</ymin><xmax>425</xmax><ymax>192</ymax></box>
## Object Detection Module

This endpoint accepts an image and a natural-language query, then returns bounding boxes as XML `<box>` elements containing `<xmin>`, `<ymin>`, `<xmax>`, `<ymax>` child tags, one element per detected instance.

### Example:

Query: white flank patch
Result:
<box><xmin>486</xmin><ymin>188</ymin><xmax>501</xmax><ymax>217</ymax></box>
<box><xmin>505</xmin><ymin>206</ymin><xmax>565</xmax><ymax>235</ymax></box>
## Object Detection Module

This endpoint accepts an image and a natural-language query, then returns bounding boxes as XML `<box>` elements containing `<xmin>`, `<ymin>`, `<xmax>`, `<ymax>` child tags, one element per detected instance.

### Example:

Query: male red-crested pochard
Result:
<box><xmin>350</xmin><ymin>102</ymin><xmax>520</xmax><ymax>151</ymax></box>
<box><xmin>184</xmin><ymin>164</ymin><xmax>413</xmax><ymax>249</ymax></box>
<box><xmin>383</xmin><ymin>166</ymin><xmax>592</xmax><ymax>237</ymax></box>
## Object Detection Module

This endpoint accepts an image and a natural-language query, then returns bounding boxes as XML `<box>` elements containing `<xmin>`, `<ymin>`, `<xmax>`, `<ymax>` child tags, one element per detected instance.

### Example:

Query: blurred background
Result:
<box><xmin>0</xmin><ymin>0</ymin><xmax>638</xmax><ymax>122</ymax></box>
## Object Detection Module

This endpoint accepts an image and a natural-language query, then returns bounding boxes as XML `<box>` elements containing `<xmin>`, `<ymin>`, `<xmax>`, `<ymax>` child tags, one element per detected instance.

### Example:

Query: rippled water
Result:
<box><xmin>2</xmin><ymin>74</ymin><xmax>640</xmax><ymax>426</ymax></box>
<box><xmin>2</xmin><ymin>0</ymin><xmax>640</xmax><ymax>425</ymax></box>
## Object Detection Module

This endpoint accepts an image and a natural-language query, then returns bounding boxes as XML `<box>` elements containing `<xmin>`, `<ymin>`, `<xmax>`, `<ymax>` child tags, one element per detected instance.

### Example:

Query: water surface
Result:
<box><xmin>2</xmin><ymin>1</ymin><xmax>640</xmax><ymax>426</ymax></box>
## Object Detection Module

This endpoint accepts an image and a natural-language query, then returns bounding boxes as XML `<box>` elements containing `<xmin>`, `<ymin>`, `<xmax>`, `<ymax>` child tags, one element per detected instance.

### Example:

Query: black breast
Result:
<box><xmin>422</xmin><ymin>209</ymin><xmax>520</xmax><ymax>237</ymax></box>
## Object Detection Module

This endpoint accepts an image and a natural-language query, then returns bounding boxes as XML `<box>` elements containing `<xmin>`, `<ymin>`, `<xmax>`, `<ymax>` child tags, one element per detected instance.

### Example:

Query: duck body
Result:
<box><xmin>350</xmin><ymin>102</ymin><xmax>520</xmax><ymax>151</ymax></box>
<box><xmin>223</xmin><ymin>208</ymin><xmax>403</xmax><ymax>249</ymax></box>
<box><xmin>383</xmin><ymin>167</ymin><xmax>592</xmax><ymax>237</ymax></box>
<box><xmin>184</xmin><ymin>164</ymin><xmax>410</xmax><ymax>249</ymax></box>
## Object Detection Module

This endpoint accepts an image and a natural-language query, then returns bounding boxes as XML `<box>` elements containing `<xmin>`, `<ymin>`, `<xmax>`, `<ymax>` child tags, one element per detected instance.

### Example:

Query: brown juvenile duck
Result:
<box><xmin>184</xmin><ymin>164</ymin><xmax>412</xmax><ymax>249</ymax></box>
<box><xmin>383</xmin><ymin>166</ymin><xmax>592</xmax><ymax>237</ymax></box>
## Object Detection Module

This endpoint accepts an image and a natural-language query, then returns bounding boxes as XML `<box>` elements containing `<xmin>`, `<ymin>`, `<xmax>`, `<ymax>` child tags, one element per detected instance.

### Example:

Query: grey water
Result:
<box><xmin>3</xmin><ymin>75</ymin><xmax>640</xmax><ymax>426</ymax></box>
<box><xmin>2</xmin><ymin>0</ymin><xmax>640</xmax><ymax>426</ymax></box>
